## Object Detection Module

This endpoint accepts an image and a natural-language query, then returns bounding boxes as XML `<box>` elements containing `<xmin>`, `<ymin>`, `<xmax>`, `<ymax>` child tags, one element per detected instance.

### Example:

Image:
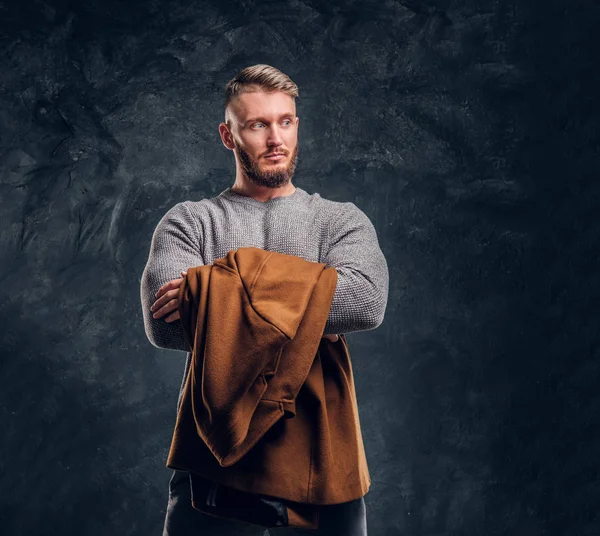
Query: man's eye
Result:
<box><xmin>282</xmin><ymin>120</ymin><xmax>291</xmax><ymax>126</ymax></box>
<box><xmin>253</xmin><ymin>123</ymin><xmax>264</xmax><ymax>129</ymax></box>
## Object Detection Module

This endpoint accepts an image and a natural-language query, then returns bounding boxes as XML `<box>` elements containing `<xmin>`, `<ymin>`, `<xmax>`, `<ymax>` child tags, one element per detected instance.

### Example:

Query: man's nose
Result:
<box><xmin>267</xmin><ymin>126</ymin><xmax>283</xmax><ymax>146</ymax></box>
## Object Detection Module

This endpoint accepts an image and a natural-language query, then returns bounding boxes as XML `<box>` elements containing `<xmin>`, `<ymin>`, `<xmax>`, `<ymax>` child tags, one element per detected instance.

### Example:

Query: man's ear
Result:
<box><xmin>219</xmin><ymin>122</ymin><xmax>235</xmax><ymax>150</ymax></box>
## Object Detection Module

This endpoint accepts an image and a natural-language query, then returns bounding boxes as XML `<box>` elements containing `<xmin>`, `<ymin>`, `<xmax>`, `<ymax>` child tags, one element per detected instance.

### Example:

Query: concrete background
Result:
<box><xmin>1</xmin><ymin>0</ymin><xmax>598</xmax><ymax>534</ymax></box>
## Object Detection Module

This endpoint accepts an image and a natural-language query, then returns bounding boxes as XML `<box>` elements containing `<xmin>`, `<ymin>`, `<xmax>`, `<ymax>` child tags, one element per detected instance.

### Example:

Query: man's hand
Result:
<box><xmin>151</xmin><ymin>270</ymin><xmax>340</xmax><ymax>343</ymax></box>
<box><xmin>151</xmin><ymin>270</ymin><xmax>187</xmax><ymax>323</ymax></box>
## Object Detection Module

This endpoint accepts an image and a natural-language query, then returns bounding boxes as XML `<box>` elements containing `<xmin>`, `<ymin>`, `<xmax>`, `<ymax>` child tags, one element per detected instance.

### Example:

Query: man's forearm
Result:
<box><xmin>140</xmin><ymin>202</ymin><xmax>205</xmax><ymax>352</ymax></box>
<box><xmin>323</xmin><ymin>268</ymin><xmax>388</xmax><ymax>334</ymax></box>
<box><xmin>141</xmin><ymin>266</ymin><xmax>192</xmax><ymax>352</ymax></box>
<box><xmin>321</xmin><ymin>202</ymin><xmax>389</xmax><ymax>335</ymax></box>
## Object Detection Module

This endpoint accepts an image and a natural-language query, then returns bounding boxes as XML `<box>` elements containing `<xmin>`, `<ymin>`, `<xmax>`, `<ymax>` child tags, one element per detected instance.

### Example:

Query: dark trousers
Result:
<box><xmin>162</xmin><ymin>470</ymin><xmax>368</xmax><ymax>536</ymax></box>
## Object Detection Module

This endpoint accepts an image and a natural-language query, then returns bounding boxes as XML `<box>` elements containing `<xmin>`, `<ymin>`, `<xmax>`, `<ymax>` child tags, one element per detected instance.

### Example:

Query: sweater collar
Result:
<box><xmin>218</xmin><ymin>186</ymin><xmax>305</xmax><ymax>206</ymax></box>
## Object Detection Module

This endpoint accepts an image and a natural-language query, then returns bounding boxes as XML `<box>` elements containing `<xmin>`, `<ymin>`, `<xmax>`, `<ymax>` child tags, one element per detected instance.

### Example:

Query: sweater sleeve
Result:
<box><xmin>140</xmin><ymin>201</ymin><xmax>205</xmax><ymax>352</ymax></box>
<box><xmin>322</xmin><ymin>202</ymin><xmax>389</xmax><ymax>335</ymax></box>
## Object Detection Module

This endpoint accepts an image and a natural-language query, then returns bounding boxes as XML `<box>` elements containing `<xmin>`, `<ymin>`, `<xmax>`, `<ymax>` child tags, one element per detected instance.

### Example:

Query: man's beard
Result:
<box><xmin>235</xmin><ymin>143</ymin><xmax>298</xmax><ymax>188</ymax></box>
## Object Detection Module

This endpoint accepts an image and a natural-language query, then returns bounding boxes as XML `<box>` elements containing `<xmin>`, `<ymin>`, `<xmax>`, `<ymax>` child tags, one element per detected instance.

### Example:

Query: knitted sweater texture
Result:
<box><xmin>140</xmin><ymin>185</ymin><xmax>389</xmax><ymax>405</ymax></box>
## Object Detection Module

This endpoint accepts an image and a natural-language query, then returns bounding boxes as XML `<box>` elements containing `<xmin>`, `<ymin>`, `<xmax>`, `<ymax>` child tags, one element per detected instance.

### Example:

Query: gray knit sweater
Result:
<box><xmin>140</xmin><ymin>185</ymin><xmax>389</xmax><ymax>402</ymax></box>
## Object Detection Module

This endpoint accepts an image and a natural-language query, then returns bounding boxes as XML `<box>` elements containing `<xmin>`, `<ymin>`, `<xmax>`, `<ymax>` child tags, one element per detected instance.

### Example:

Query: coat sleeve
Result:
<box><xmin>322</xmin><ymin>202</ymin><xmax>389</xmax><ymax>334</ymax></box>
<box><xmin>140</xmin><ymin>201</ymin><xmax>205</xmax><ymax>352</ymax></box>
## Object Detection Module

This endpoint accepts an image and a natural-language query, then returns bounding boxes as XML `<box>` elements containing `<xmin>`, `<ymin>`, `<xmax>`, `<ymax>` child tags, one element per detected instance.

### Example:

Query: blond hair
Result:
<box><xmin>224</xmin><ymin>64</ymin><xmax>299</xmax><ymax>122</ymax></box>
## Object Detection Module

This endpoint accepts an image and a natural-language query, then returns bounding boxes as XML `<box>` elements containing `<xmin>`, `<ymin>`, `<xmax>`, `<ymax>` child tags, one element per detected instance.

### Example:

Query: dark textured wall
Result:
<box><xmin>1</xmin><ymin>0</ymin><xmax>598</xmax><ymax>535</ymax></box>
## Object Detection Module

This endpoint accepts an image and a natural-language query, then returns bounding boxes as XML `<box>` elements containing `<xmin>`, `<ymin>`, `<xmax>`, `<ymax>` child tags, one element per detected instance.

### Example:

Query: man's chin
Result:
<box><xmin>258</xmin><ymin>162</ymin><xmax>292</xmax><ymax>176</ymax></box>
<box><xmin>248</xmin><ymin>173</ymin><xmax>292</xmax><ymax>189</ymax></box>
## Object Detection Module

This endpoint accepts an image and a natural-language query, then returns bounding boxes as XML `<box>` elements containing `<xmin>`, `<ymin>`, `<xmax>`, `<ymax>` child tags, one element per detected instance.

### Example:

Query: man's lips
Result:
<box><xmin>264</xmin><ymin>153</ymin><xmax>285</xmax><ymax>160</ymax></box>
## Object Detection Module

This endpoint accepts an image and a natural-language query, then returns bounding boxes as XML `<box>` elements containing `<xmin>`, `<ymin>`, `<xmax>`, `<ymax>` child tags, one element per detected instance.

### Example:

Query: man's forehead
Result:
<box><xmin>228</xmin><ymin>90</ymin><xmax>296</xmax><ymax>122</ymax></box>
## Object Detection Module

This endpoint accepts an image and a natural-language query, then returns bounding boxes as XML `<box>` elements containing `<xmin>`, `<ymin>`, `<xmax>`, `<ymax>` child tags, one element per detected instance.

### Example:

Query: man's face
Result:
<box><xmin>222</xmin><ymin>90</ymin><xmax>299</xmax><ymax>188</ymax></box>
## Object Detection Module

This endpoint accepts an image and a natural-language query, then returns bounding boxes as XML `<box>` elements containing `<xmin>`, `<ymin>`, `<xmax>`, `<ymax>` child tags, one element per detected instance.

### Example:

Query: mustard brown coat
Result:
<box><xmin>166</xmin><ymin>247</ymin><xmax>371</xmax><ymax>517</ymax></box>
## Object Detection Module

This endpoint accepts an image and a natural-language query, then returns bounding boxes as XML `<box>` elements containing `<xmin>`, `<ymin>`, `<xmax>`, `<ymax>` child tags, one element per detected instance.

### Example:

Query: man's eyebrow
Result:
<box><xmin>244</xmin><ymin>114</ymin><xmax>294</xmax><ymax>124</ymax></box>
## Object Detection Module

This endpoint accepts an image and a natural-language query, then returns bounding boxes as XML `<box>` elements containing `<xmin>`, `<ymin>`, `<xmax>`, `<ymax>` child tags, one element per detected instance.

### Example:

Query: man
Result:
<box><xmin>140</xmin><ymin>64</ymin><xmax>389</xmax><ymax>535</ymax></box>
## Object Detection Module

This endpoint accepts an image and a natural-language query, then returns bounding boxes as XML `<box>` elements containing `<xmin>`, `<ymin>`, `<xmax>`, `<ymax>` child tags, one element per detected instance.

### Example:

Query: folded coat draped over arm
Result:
<box><xmin>171</xmin><ymin>247</ymin><xmax>337</xmax><ymax>465</ymax></box>
<box><xmin>166</xmin><ymin>246</ymin><xmax>371</xmax><ymax>506</ymax></box>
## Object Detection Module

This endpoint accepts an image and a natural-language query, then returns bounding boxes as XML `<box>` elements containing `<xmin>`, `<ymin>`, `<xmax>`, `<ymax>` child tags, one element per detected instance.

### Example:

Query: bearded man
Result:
<box><xmin>141</xmin><ymin>64</ymin><xmax>389</xmax><ymax>536</ymax></box>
